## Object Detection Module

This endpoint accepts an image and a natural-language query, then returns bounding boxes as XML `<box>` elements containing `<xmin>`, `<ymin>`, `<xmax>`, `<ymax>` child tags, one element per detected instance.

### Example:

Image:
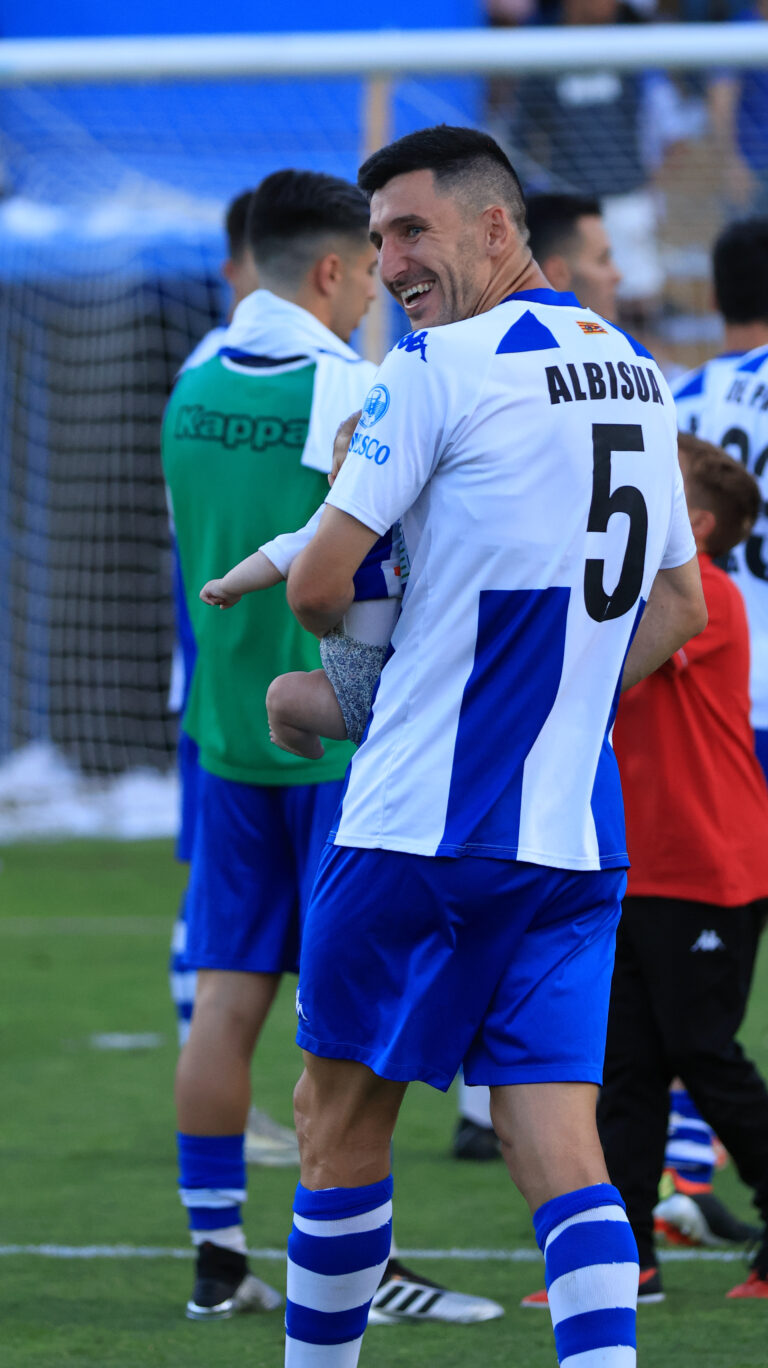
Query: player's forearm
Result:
<box><xmin>621</xmin><ymin>559</ymin><xmax>707</xmax><ymax>692</ymax></box>
<box><xmin>286</xmin><ymin>555</ymin><xmax>354</xmax><ymax>639</ymax></box>
<box><xmin>222</xmin><ymin>550</ymin><xmax>284</xmax><ymax>596</ymax></box>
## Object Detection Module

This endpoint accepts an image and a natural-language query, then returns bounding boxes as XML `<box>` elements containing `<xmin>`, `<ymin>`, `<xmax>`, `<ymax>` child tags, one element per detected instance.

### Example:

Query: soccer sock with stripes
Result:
<box><xmin>533</xmin><ymin>1183</ymin><xmax>639</xmax><ymax>1367</ymax></box>
<box><xmin>177</xmin><ymin>1132</ymin><xmax>247</xmax><ymax>1254</ymax></box>
<box><xmin>664</xmin><ymin>1087</ymin><xmax>716</xmax><ymax>1188</ymax></box>
<box><xmin>285</xmin><ymin>1176</ymin><xmax>393</xmax><ymax>1366</ymax></box>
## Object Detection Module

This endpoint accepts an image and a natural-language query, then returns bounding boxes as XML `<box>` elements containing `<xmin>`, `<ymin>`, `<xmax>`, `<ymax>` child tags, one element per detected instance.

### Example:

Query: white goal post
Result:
<box><xmin>1</xmin><ymin>24</ymin><xmax>768</xmax><ymax>82</ymax></box>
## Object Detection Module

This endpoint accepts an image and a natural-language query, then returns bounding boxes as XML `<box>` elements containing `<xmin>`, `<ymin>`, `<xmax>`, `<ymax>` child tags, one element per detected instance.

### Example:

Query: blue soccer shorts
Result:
<box><xmin>184</xmin><ymin>769</ymin><xmax>344</xmax><ymax>975</ymax></box>
<box><xmin>175</xmin><ymin>730</ymin><xmax>201</xmax><ymax>865</ymax></box>
<box><xmin>296</xmin><ymin>845</ymin><xmax>626</xmax><ymax>1090</ymax></box>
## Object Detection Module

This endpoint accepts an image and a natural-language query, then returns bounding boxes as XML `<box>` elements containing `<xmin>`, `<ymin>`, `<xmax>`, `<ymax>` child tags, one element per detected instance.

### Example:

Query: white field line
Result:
<box><xmin>0</xmin><ymin>1244</ymin><xmax>750</xmax><ymax>1263</ymax></box>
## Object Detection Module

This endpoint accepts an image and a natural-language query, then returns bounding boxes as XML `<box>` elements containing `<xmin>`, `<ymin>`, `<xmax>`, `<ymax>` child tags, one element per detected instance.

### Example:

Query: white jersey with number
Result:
<box><xmin>673</xmin><ymin>345</ymin><xmax>768</xmax><ymax>729</ymax></box>
<box><xmin>325</xmin><ymin>289</ymin><xmax>695</xmax><ymax>870</ymax></box>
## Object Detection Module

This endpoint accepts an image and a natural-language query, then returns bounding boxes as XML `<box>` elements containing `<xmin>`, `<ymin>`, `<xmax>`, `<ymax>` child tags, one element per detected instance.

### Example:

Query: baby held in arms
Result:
<box><xmin>200</xmin><ymin>505</ymin><xmax>405</xmax><ymax>760</ymax></box>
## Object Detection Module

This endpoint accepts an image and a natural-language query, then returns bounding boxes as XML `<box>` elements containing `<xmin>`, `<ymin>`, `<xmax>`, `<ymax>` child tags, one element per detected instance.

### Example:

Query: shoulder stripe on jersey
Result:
<box><xmin>737</xmin><ymin>346</ymin><xmax>768</xmax><ymax>373</ymax></box>
<box><xmin>672</xmin><ymin>369</ymin><xmax>705</xmax><ymax>399</ymax></box>
<box><xmin>604</xmin><ymin>322</ymin><xmax>655</xmax><ymax>361</ymax></box>
<box><xmin>496</xmin><ymin>311</ymin><xmax>560</xmax><ymax>354</ymax></box>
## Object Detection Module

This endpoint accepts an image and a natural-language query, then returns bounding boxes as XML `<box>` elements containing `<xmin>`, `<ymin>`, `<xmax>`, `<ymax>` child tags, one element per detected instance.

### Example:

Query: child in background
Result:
<box><xmin>599</xmin><ymin>431</ymin><xmax>768</xmax><ymax>1303</ymax></box>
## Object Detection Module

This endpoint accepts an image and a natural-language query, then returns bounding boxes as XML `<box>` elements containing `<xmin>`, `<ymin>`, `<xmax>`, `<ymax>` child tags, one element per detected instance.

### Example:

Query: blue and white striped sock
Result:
<box><xmin>285</xmin><ymin>1176</ymin><xmax>393</xmax><ymax>1366</ymax></box>
<box><xmin>665</xmin><ymin>1088</ymin><xmax>716</xmax><ymax>1186</ymax></box>
<box><xmin>534</xmin><ymin>1183</ymin><xmax>639</xmax><ymax>1367</ymax></box>
<box><xmin>177</xmin><ymin>1132</ymin><xmax>247</xmax><ymax>1254</ymax></box>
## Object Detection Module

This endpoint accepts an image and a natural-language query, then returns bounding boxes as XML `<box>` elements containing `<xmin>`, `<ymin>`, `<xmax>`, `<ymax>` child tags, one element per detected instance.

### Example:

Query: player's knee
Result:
<box><xmin>191</xmin><ymin>978</ymin><xmax>263</xmax><ymax>1054</ymax></box>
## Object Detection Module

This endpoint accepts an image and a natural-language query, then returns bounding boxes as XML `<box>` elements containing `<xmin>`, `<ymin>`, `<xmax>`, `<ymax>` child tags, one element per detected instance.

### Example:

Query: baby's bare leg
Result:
<box><xmin>266</xmin><ymin>669</ymin><xmax>347</xmax><ymax>760</ymax></box>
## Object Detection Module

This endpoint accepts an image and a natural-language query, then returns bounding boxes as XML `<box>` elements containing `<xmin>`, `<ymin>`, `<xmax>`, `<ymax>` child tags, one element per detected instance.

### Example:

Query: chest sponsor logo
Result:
<box><xmin>173</xmin><ymin>405</ymin><xmax>307</xmax><ymax>451</ymax></box>
<box><xmin>578</xmin><ymin>320</ymin><xmax>608</xmax><ymax>335</ymax></box>
<box><xmin>359</xmin><ymin>384</ymin><xmax>390</xmax><ymax>428</ymax></box>
<box><xmin>396</xmin><ymin>330</ymin><xmax>428</xmax><ymax>363</ymax></box>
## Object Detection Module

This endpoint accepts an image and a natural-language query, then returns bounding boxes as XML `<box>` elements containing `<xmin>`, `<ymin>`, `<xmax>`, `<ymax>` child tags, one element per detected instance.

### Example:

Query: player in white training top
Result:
<box><xmin>278</xmin><ymin>126</ymin><xmax>706</xmax><ymax>1368</ymax></box>
<box><xmin>673</xmin><ymin>217</ymin><xmax>768</xmax><ymax>771</ymax></box>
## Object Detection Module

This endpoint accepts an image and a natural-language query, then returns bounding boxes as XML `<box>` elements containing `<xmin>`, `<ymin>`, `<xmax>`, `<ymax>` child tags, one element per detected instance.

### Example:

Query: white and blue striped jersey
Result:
<box><xmin>673</xmin><ymin>346</ymin><xmax>768</xmax><ymax>729</ymax></box>
<box><xmin>325</xmin><ymin>289</ymin><xmax>695</xmax><ymax>871</ymax></box>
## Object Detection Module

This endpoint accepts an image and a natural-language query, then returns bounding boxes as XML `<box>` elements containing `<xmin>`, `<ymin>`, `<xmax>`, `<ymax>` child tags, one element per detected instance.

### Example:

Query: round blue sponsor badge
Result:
<box><xmin>359</xmin><ymin>384</ymin><xmax>390</xmax><ymax>428</ymax></box>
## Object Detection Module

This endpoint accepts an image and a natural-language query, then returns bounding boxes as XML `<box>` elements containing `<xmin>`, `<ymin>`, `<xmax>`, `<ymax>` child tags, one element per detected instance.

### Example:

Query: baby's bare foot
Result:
<box><xmin>268</xmin><ymin>722</ymin><xmax>325</xmax><ymax>760</ymax></box>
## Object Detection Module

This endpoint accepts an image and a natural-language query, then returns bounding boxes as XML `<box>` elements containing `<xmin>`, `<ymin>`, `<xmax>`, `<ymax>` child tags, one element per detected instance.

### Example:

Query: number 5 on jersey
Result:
<box><xmin>584</xmin><ymin>423</ymin><xmax>648</xmax><ymax>622</ymax></box>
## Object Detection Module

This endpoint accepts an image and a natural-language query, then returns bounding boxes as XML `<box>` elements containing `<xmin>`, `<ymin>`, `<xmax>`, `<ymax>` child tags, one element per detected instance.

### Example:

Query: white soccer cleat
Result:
<box><xmin>367</xmin><ymin>1258</ymin><xmax>504</xmax><ymax>1325</ymax></box>
<box><xmin>653</xmin><ymin>1190</ymin><xmax>760</xmax><ymax>1248</ymax></box>
<box><xmin>244</xmin><ymin>1106</ymin><xmax>300</xmax><ymax>1167</ymax></box>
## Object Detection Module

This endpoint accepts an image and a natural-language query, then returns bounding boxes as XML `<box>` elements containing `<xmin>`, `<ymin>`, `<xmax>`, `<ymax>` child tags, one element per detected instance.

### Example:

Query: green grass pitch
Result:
<box><xmin>0</xmin><ymin>838</ymin><xmax>766</xmax><ymax>1366</ymax></box>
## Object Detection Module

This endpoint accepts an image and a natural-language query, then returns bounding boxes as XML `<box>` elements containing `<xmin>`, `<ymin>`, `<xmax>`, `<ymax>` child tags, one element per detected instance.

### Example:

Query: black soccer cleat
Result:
<box><xmin>185</xmin><ymin>1240</ymin><xmax>282</xmax><ymax>1321</ymax></box>
<box><xmin>452</xmin><ymin>1117</ymin><xmax>502</xmax><ymax>1162</ymax></box>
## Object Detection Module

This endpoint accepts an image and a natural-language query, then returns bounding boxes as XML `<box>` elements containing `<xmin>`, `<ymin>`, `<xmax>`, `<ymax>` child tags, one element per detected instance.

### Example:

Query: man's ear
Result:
<box><xmin>689</xmin><ymin>506</ymin><xmax>717</xmax><ymax>551</ymax></box>
<box><xmin>539</xmin><ymin>253</ymin><xmax>572</xmax><ymax>293</ymax></box>
<box><xmin>314</xmin><ymin>252</ymin><xmax>343</xmax><ymax>298</ymax></box>
<box><xmin>221</xmin><ymin>257</ymin><xmax>235</xmax><ymax>285</ymax></box>
<box><xmin>483</xmin><ymin>205</ymin><xmax>512</xmax><ymax>256</ymax></box>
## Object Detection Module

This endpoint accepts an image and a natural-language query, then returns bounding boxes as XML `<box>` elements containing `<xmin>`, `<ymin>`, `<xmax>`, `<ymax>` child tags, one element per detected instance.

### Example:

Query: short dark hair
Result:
<box><xmin>358</xmin><ymin>124</ymin><xmax>527</xmax><ymax>235</ymax></box>
<box><xmin>225</xmin><ymin>190</ymin><xmax>255</xmax><ymax>261</ymax></box>
<box><xmin>246</xmin><ymin>169</ymin><xmax>370</xmax><ymax>281</ymax></box>
<box><xmin>713</xmin><ymin>217</ymin><xmax>768</xmax><ymax>325</ymax></box>
<box><xmin>678</xmin><ymin>431</ymin><xmax>760</xmax><ymax>557</ymax></box>
<box><xmin>526</xmin><ymin>193</ymin><xmax>602</xmax><ymax>264</ymax></box>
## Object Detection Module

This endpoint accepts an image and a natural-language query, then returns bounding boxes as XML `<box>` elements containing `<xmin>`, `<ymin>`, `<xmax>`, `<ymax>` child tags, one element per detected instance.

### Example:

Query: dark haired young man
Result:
<box><xmin>596</xmin><ymin>434</ymin><xmax>768</xmax><ymax>1303</ymax></box>
<box><xmin>526</xmin><ymin>193</ymin><xmax>622</xmax><ymax>324</ymax></box>
<box><xmin>162</xmin><ymin>167</ymin><xmax>377</xmax><ymax>1321</ymax></box>
<box><xmin>279</xmin><ymin>125</ymin><xmax>706</xmax><ymax>1368</ymax></box>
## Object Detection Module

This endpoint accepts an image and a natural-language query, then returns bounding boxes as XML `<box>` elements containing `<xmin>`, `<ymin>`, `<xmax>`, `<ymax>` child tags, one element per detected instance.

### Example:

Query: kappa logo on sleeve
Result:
<box><xmin>359</xmin><ymin>384</ymin><xmax>390</xmax><ymax>428</ymax></box>
<box><xmin>396</xmin><ymin>330</ymin><xmax>428</xmax><ymax>362</ymax></box>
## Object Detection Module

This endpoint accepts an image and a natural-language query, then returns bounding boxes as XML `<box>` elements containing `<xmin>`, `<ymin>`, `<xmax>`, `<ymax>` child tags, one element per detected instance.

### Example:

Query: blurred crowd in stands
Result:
<box><xmin>484</xmin><ymin>0</ymin><xmax>768</xmax><ymax>368</ymax></box>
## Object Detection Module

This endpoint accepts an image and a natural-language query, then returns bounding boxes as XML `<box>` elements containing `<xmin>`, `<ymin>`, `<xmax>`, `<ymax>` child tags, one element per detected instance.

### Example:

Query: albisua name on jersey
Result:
<box><xmin>545</xmin><ymin>360</ymin><xmax>664</xmax><ymax>407</ymax></box>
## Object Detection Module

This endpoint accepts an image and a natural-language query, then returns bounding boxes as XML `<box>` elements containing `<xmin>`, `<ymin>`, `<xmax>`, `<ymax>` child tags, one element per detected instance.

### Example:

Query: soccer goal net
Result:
<box><xmin>0</xmin><ymin>25</ymin><xmax>766</xmax><ymax>837</ymax></box>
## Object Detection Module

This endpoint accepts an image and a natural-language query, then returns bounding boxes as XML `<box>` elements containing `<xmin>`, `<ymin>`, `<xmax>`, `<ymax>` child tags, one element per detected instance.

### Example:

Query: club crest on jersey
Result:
<box><xmin>359</xmin><ymin>384</ymin><xmax>390</xmax><ymax>429</ymax></box>
<box><xmin>396</xmin><ymin>330</ymin><xmax>428</xmax><ymax>363</ymax></box>
<box><xmin>577</xmin><ymin>320</ymin><xmax>608</xmax><ymax>335</ymax></box>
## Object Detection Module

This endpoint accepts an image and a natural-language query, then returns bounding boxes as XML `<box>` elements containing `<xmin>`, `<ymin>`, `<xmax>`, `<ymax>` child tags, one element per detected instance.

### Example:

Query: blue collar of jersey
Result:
<box><xmin>500</xmin><ymin>288</ymin><xmax>582</xmax><ymax>308</ymax></box>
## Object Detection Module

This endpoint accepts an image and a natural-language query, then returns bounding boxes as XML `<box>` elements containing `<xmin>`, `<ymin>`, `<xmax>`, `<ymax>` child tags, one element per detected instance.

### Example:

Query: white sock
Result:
<box><xmin>459</xmin><ymin>1077</ymin><xmax>493</xmax><ymax>1129</ymax></box>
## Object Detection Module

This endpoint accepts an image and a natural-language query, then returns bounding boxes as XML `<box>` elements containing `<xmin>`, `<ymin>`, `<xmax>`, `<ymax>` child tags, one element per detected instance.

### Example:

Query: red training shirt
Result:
<box><xmin>614</xmin><ymin>554</ymin><xmax>768</xmax><ymax>906</ymax></box>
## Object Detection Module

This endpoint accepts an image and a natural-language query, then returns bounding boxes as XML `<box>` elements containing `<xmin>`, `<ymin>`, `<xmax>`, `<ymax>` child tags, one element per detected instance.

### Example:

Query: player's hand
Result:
<box><xmin>199</xmin><ymin>579</ymin><xmax>241</xmax><ymax>609</ymax></box>
<box><xmin>329</xmin><ymin>410</ymin><xmax>361</xmax><ymax>486</ymax></box>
